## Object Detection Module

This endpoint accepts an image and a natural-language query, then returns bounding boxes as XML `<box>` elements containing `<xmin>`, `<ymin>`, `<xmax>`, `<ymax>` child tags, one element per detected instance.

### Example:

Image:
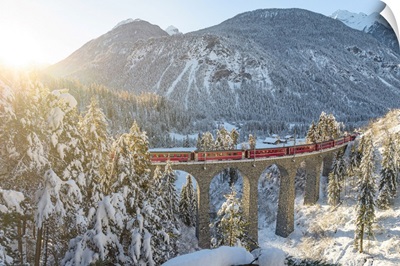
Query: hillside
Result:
<box><xmin>48</xmin><ymin>8</ymin><xmax>400</xmax><ymax>130</ymax></box>
<box><xmin>331</xmin><ymin>10</ymin><xmax>399</xmax><ymax>54</ymax></box>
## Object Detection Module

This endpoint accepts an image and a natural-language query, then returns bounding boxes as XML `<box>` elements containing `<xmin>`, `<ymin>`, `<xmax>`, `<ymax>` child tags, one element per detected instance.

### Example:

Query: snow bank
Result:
<box><xmin>162</xmin><ymin>246</ymin><xmax>253</xmax><ymax>266</ymax></box>
<box><xmin>257</xmin><ymin>247</ymin><xmax>286</xmax><ymax>266</ymax></box>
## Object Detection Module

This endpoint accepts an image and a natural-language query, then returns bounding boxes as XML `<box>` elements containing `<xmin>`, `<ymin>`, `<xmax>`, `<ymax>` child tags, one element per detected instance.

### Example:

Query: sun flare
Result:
<box><xmin>0</xmin><ymin>25</ymin><xmax>46</xmax><ymax>68</ymax></box>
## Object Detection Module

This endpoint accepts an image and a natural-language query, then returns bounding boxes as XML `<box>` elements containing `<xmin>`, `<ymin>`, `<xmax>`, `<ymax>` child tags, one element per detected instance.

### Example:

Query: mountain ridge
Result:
<box><xmin>331</xmin><ymin>9</ymin><xmax>399</xmax><ymax>53</ymax></box>
<box><xmin>47</xmin><ymin>8</ymin><xmax>400</xmax><ymax>130</ymax></box>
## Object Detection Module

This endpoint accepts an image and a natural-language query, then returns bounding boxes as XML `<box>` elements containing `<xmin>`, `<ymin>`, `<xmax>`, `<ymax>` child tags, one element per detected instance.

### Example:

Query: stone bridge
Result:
<box><xmin>150</xmin><ymin>145</ymin><xmax>348</xmax><ymax>248</ymax></box>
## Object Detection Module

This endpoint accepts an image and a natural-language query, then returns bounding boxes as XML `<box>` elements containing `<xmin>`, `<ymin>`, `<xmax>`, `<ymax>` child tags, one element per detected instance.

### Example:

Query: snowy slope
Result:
<box><xmin>331</xmin><ymin>10</ymin><xmax>386</xmax><ymax>31</ymax></box>
<box><xmin>48</xmin><ymin>9</ymin><xmax>400</xmax><ymax>128</ymax></box>
<box><xmin>256</xmin><ymin>109</ymin><xmax>400</xmax><ymax>265</ymax></box>
<box><xmin>331</xmin><ymin>10</ymin><xmax>399</xmax><ymax>53</ymax></box>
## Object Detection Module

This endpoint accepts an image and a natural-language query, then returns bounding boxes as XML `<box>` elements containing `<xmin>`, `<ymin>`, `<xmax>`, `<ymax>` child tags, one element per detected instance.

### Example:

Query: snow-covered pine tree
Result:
<box><xmin>62</xmin><ymin>194</ymin><xmax>129</xmax><ymax>265</ymax></box>
<box><xmin>35</xmin><ymin>169</ymin><xmax>83</xmax><ymax>265</ymax></box>
<box><xmin>326</xmin><ymin>113</ymin><xmax>340</xmax><ymax>140</ymax></box>
<box><xmin>215</xmin><ymin>127</ymin><xmax>233</xmax><ymax>150</ymax></box>
<box><xmin>65</xmin><ymin>121</ymin><xmax>158</xmax><ymax>265</ymax></box>
<box><xmin>183</xmin><ymin>135</ymin><xmax>190</xmax><ymax>148</ymax></box>
<box><xmin>248</xmin><ymin>134</ymin><xmax>256</xmax><ymax>150</ymax></box>
<box><xmin>162</xmin><ymin>161</ymin><xmax>179</xmax><ymax>225</ymax></box>
<box><xmin>0</xmin><ymin>80</ymin><xmax>16</xmax><ymax>175</ymax></box>
<box><xmin>327</xmin><ymin>171</ymin><xmax>341</xmax><ymax>206</ymax></box>
<box><xmin>40</xmin><ymin>89</ymin><xmax>87</xmax><ymax>264</ymax></box>
<box><xmin>354</xmin><ymin>134</ymin><xmax>376</xmax><ymax>253</ymax></box>
<box><xmin>377</xmin><ymin>134</ymin><xmax>397</xmax><ymax>209</ymax></box>
<box><xmin>328</xmin><ymin>150</ymin><xmax>347</xmax><ymax>206</ymax></box>
<box><xmin>109</xmin><ymin>121</ymin><xmax>151</xmax><ymax>208</ymax></box>
<box><xmin>211</xmin><ymin>188</ymin><xmax>249</xmax><ymax>249</ymax></box>
<box><xmin>201</xmin><ymin>131</ymin><xmax>215</xmax><ymax>151</ymax></box>
<box><xmin>315</xmin><ymin>112</ymin><xmax>327</xmax><ymax>142</ymax></box>
<box><xmin>347</xmin><ymin>143</ymin><xmax>360</xmax><ymax>186</ymax></box>
<box><xmin>79</xmin><ymin>97</ymin><xmax>110</xmax><ymax>208</ymax></box>
<box><xmin>230</xmin><ymin>128</ymin><xmax>240</xmax><ymax>149</ymax></box>
<box><xmin>146</xmin><ymin>166</ymin><xmax>173</xmax><ymax>264</ymax></box>
<box><xmin>179</xmin><ymin>175</ymin><xmax>197</xmax><ymax>227</ymax></box>
<box><xmin>306</xmin><ymin>121</ymin><xmax>317</xmax><ymax>143</ymax></box>
<box><xmin>196</xmin><ymin>133</ymin><xmax>202</xmax><ymax>150</ymax></box>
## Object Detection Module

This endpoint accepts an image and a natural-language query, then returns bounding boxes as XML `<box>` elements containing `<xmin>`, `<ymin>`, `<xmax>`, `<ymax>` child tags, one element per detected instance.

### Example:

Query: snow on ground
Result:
<box><xmin>162</xmin><ymin>246</ymin><xmax>253</xmax><ymax>266</ymax></box>
<box><xmin>276</xmin><ymin>190</ymin><xmax>400</xmax><ymax>266</ymax></box>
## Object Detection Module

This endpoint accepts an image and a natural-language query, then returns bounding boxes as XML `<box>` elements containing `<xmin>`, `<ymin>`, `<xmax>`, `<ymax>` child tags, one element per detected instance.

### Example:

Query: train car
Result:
<box><xmin>150</xmin><ymin>151</ymin><xmax>193</xmax><ymax>162</ymax></box>
<box><xmin>334</xmin><ymin>137</ymin><xmax>345</xmax><ymax>146</ymax></box>
<box><xmin>288</xmin><ymin>143</ymin><xmax>317</xmax><ymax>155</ymax></box>
<box><xmin>197</xmin><ymin>150</ymin><xmax>244</xmax><ymax>161</ymax></box>
<box><xmin>316</xmin><ymin>140</ymin><xmax>334</xmax><ymax>151</ymax></box>
<box><xmin>246</xmin><ymin>147</ymin><xmax>287</xmax><ymax>159</ymax></box>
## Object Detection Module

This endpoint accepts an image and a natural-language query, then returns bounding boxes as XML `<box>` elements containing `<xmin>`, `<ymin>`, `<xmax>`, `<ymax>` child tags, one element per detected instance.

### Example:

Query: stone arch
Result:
<box><xmin>256</xmin><ymin>162</ymin><xmax>295</xmax><ymax>238</ymax></box>
<box><xmin>173</xmin><ymin>170</ymin><xmax>200</xmax><ymax>239</ymax></box>
<box><xmin>257</xmin><ymin>164</ymin><xmax>282</xmax><ymax>240</ymax></box>
<box><xmin>208</xmin><ymin>167</ymin><xmax>246</xmax><ymax>246</ymax></box>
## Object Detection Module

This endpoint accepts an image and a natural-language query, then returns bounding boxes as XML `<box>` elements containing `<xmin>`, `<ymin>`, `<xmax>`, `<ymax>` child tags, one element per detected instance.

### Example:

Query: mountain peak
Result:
<box><xmin>165</xmin><ymin>25</ymin><xmax>182</xmax><ymax>36</ymax></box>
<box><xmin>112</xmin><ymin>18</ymin><xmax>151</xmax><ymax>30</ymax></box>
<box><xmin>330</xmin><ymin>10</ymin><xmax>387</xmax><ymax>31</ymax></box>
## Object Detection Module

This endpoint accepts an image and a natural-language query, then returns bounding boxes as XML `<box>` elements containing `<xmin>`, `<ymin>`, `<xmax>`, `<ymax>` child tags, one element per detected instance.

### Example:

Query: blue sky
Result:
<box><xmin>0</xmin><ymin>0</ymin><xmax>385</xmax><ymax>66</ymax></box>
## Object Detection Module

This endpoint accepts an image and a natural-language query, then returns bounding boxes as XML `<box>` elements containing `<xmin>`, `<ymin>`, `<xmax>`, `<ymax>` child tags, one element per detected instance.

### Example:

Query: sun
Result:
<box><xmin>0</xmin><ymin>25</ymin><xmax>47</xmax><ymax>68</ymax></box>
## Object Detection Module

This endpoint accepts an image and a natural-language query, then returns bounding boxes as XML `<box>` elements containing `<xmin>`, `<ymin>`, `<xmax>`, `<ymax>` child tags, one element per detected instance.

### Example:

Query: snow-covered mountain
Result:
<box><xmin>48</xmin><ymin>9</ymin><xmax>400</xmax><ymax>128</ymax></box>
<box><xmin>331</xmin><ymin>10</ymin><xmax>399</xmax><ymax>53</ymax></box>
<box><xmin>165</xmin><ymin>25</ymin><xmax>182</xmax><ymax>36</ymax></box>
<box><xmin>331</xmin><ymin>10</ymin><xmax>385</xmax><ymax>31</ymax></box>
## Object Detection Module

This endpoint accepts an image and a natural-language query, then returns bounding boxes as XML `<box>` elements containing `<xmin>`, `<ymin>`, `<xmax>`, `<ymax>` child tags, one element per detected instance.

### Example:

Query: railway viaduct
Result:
<box><xmin>150</xmin><ymin>144</ymin><xmax>349</xmax><ymax>248</ymax></box>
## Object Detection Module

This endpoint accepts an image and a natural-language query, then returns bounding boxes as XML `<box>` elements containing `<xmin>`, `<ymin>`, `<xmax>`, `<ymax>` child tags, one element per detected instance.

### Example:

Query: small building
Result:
<box><xmin>284</xmin><ymin>135</ymin><xmax>294</xmax><ymax>141</ymax></box>
<box><xmin>263</xmin><ymin>137</ymin><xmax>287</xmax><ymax>145</ymax></box>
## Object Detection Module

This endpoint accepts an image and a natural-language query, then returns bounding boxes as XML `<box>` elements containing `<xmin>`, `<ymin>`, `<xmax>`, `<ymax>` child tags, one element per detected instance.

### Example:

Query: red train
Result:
<box><xmin>150</xmin><ymin>135</ymin><xmax>356</xmax><ymax>163</ymax></box>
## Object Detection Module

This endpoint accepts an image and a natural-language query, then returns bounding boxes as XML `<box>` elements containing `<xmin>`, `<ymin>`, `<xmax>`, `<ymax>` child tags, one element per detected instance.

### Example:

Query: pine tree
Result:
<box><xmin>109</xmin><ymin>121</ymin><xmax>151</xmax><ymax>216</ymax></box>
<box><xmin>327</xmin><ymin>172</ymin><xmax>341</xmax><ymax>206</ymax></box>
<box><xmin>248</xmin><ymin>134</ymin><xmax>256</xmax><ymax>150</ymax></box>
<box><xmin>182</xmin><ymin>135</ymin><xmax>189</xmax><ymax>147</ymax></box>
<box><xmin>201</xmin><ymin>131</ymin><xmax>215</xmax><ymax>151</ymax></box>
<box><xmin>377</xmin><ymin>134</ymin><xmax>397</xmax><ymax>209</ymax></box>
<box><xmin>196</xmin><ymin>132</ymin><xmax>202</xmax><ymax>151</ymax></box>
<box><xmin>79</xmin><ymin>97</ymin><xmax>110</xmax><ymax>209</ymax></box>
<box><xmin>230</xmin><ymin>128</ymin><xmax>240</xmax><ymax>149</ymax></box>
<box><xmin>62</xmin><ymin>194</ymin><xmax>130</xmax><ymax>265</ymax></box>
<box><xmin>315</xmin><ymin>112</ymin><xmax>327</xmax><ymax>142</ymax></box>
<box><xmin>306</xmin><ymin>121</ymin><xmax>317</xmax><ymax>143</ymax></box>
<box><xmin>179</xmin><ymin>175</ymin><xmax>197</xmax><ymax>227</ymax></box>
<box><xmin>162</xmin><ymin>161</ymin><xmax>179</xmax><ymax>223</ymax></box>
<box><xmin>215</xmin><ymin>127</ymin><xmax>233</xmax><ymax>150</ymax></box>
<box><xmin>348</xmin><ymin>143</ymin><xmax>360</xmax><ymax>186</ymax></box>
<box><xmin>328</xmin><ymin>150</ymin><xmax>347</xmax><ymax>206</ymax></box>
<box><xmin>211</xmin><ymin>188</ymin><xmax>249</xmax><ymax>249</ymax></box>
<box><xmin>354</xmin><ymin>134</ymin><xmax>376</xmax><ymax>253</ymax></box>
<box><xmin>147</xmin><ymin>166</ymin><xmax>174</xmax><ymax>264</ymax></box>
